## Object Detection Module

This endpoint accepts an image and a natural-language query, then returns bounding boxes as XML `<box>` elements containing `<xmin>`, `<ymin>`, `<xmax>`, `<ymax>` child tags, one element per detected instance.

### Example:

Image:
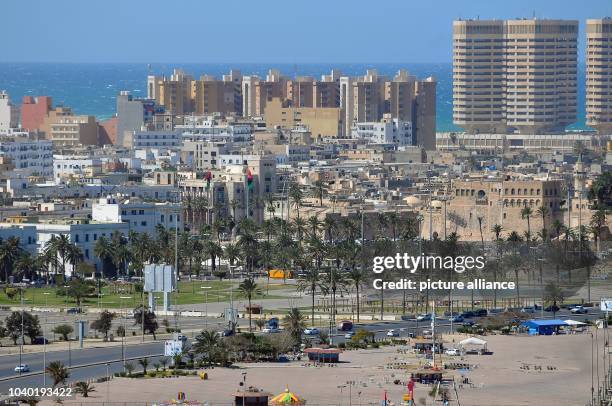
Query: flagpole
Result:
<box><xmin>246</xmin><ymin>168</ymin><xmax>249</xmax><ymax>219</ymax></box>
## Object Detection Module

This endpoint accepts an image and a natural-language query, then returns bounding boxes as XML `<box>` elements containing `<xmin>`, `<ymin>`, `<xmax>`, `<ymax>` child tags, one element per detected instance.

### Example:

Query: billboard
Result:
<box><xmin>164</xmin><ymin>339</ymin><xmax>183</xmax><ymax>357</ymax></box>
<box><xmin>601</xmin><ymin>298</ymin><xmax>612</xmax><ymax>312</ymax></box>
<box><xmin>144</xmin><ymin>264</ymin><xmax>175</xmax><ymax>293</ymax></box>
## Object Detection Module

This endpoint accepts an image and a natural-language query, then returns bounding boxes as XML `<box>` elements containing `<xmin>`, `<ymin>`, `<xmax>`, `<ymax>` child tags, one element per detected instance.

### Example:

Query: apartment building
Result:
<box><xmin>21</xmin><ymin>96</ymin><xmax>52</xmax><ymax>132</ymax></box>
<box><xmin>586</xmin><ymin>18</ymin><xmax>612</xmax><ymax>135</ymax></box>
<box><xmin>263</xmin><ymin>98</ymin><xmax>343</xmax><ymax>139</ymax></box>
<box><xmin>42</xmin><ymin>107</ymin><xmax>99</xmax><ymax>146</ymax></box>
<box><xmin>453</xmin><ymin>18</ymin><xmax>578</xmax><ymax>134</ymax></box>
<box><xmin>314</xmin><ymin>70</ymin><xmax>342</xmax><ymax>108</ymax></box>
<box><xmin>116</xmin><ymin>91</ymin><xmax>161</xmax><ymax>147</ymax></box>
<box><xmin>0</xmin><ymin>136</ymin><xmax>53</xmax><ymax>177</ymax></box>
<box><xmin>194</xmin><ymin>72</ymin><xmax>243</xmax><ymax>116</ymax></box>
<box><xmin>351</xmin><ymin>117</ymin><xmax>412</xmax><ymax>146</ymax></box>
<box><xmin>0</xmin><ymin>91</ymin><xmax>19</xmax><ymax>132</ymax></box>
<box><xmin>148</xmin><ymin>69</ymin><xmax>194</xmax><ymax>115</ymax></box>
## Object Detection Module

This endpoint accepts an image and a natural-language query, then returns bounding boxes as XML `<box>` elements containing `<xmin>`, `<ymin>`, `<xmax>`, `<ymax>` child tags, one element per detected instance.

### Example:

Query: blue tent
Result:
<box><xmin>522</xmin><ymin>320</ymin><xmax>568</xmax><ymax>335</ymax></box>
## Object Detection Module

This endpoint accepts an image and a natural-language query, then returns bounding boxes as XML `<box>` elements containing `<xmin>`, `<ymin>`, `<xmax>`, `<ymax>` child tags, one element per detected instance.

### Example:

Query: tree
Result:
<box><xmin>289</xmin><ymin>184</ymin><xmax>304</xmax><ymax>220</ymax></box>
<box><xmin>543</xmin><ymin>282</ymin><xmax>564</xmax><ymax>319</ymax></box>
<box><xmin>159</xmin><ymin>357</ymin><xmax>168</xmax><ymax>371</ymax></box>
<box><xmin>192</xmin><ymin>330</ymin><xmax>223</xmax><ymax>366</ymax></box>
<box><xmin>536</xmin><ymin>206</ymin><xmax>549</xmax><ymax>240</ymax></box>
<box><xmin>5</xmin><ymin>311</ymin><xmax>41</xmax><ymax>344</ymax></box>
<box><xmin>124</xmin><ymin>362</ymin><xmax>135</xmax><ymax>376</ymax></box>
<box><xmin>238</xmin><ymin>278</ymin><xmax>261</xmax><ymax>332</ymax></box>
<box><xmin>491</xmin><ymin>224</ymin><xmax>503</xmax><ymax>241</ymax></box>
<box><xmin>312</xmin><ymin>180</ymin><xmax>326</xmax><ymax>207</ymax></box>
<box><xmin>61</xmin><ymin>279</ymin><xmax>95</xmax><ymax>308</ymax></box>
<box><xmin>521</xmin><ymin>207</ymin><xmax>533</xmax><ymax>240</ymax></box>
<box><xmin>94</xmin><ymin>236</ymin><xmax>115</xmax><ymax>279</ymax></box>
<box><xmin>133</xmin><ymin>306</ymin><xmax>158</xmax><ymax>339</ymax></box>
<box><xmin>90</xmin><ymin>310</ymin><xmax>116</xmax><ymax>339</ymax></box>
<box><xmin>0</xmin><ymin>237</ymin><xmax>22</xmax><ymax>283</ymax></box>
<box><xmin>254</xmin><ymin>318</ymin><xmax>266</xmax><ymax>331</ymax></box>
<box><xmin>74</xmin><ymin>382</ymin><xmax>95</xmax><ymax>397</ymax></box>
<box><xmin>587</xmin><ymin>171</ymin><xmax>612</xmax><ymax>209</ymax></box>
<box><xmin>297</xmin><ymin>268</ymin><xmax>326</xmax><ymax>326</ymax></box>
<box><xmin>477</xmin><ymin>216</ymin><xmax>485</xmax><ymax>250</ymax></box>
<box><xmin>53</xmin><ymin>324</ymin><xmax>73</xmax><ymax>341</ymax></box>
<box><xmin>46</xmin><ymin>361</ymin><xmax>69</xmax><ymax>387</ymax></box>
<box><xmin>138</xmin><ymin>357</ymin><xmax>149</xmax><ymax>374</ymax></box>
<box><xmin>347</xmin><ymin>267</ymin><xmax>366</xmax><ymax>322</ymax></box>
<box><xmin>283</xmin><ymin>308</ymin><xmax>306</xmax><ymax>346</ymax></box>
<box><xmin>44</xmin><ymin>234</ymin><xmax>76</xmax><ymax>279</ymax></box>
<box><xmin>590</xmin><ymin>209</ymin><xmax>606</xmax><ymax>253</ymax></box>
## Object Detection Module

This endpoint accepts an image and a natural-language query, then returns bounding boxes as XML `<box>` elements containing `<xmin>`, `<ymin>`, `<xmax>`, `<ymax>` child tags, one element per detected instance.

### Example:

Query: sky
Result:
<box><xmin>3</xmin><ymin>0</ymin><xmax>611</xmax><ymax>63</ymax></box>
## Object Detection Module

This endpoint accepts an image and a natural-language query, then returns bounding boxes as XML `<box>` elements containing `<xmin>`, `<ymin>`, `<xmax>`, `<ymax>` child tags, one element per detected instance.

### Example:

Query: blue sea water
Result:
<box><xmin>0</xmin><ymin>62</ymin><xmax>588</xmax><ymax>132</ymax></box>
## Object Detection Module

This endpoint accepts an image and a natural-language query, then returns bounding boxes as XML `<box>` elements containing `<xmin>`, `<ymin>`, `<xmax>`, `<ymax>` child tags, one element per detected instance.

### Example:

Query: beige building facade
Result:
<box><xmin>586</xmin><ymin>18</ymin><xmax>612</xmax><ymax>135</ymax></box>
<box><xmin>263</xmin><ymin>98</ymin><xmax>343</xmax><ymax>139</ymax></box>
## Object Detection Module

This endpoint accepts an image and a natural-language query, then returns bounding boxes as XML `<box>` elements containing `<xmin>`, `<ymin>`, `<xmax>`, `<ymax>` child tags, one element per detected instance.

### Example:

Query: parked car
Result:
<box><xmin>474</xmin><ymin>309</ymin><xmax>488</xmax><ymax>317</ymax></box>
<box><xmin>416</xmin><ymin>314</ymin><xmax>432</xmax><ymax>322</ymax></box>
<box><xmin>66</xmin><ymin>307</ymin><xmax>81</xmax><ymax>314</ymax></box>
<box><xmin>303</xmin><ymin>328</ymin><xmax>320</xmax><ymax>336</ymax></box>
<box><xmin>344</xmin><ymin>331</ymin><xmax>356</xmax><ymax>339</ymax></box>
<box><xmin>461</xmin><ymin>311</ymin><xmax>475</xmax><ymax>318</ymax></box>
<box><xmin>520</xmin><ymin>307</ymin><xmax>536</xmax><ymax>314</ymax></box>
<box><xmin>32</xmin><ymin>337</ymin><xmax>48</xmax><ymax>345</ymax></box>
<box><xmin>386</xmin><ymin>329</ymin><xmax>400</xmax><ymax>337</ymax></box>
<box><xmin>462</xmin><ymin>321</ymin><xmax>475</xmax><ymax>327</ymax></box>
<box><xmin>571</xmin><ymin>306</ymin><xmax>588</xmax><ymax>314</ymax></box>
<box><xmin>445</xmin><ymin>348</ymin><xmax>460</xmax><ymax>356</ymax></box>
<box><xmin>14</xmin><ymin>364</ymin><xmax>29</xmax><ymax>373</ymax></box>
<box><xmin>337</xmin><ymin>320</ymin><xmax>353</xmax><ymax>331</ymax></box>
<box><xmin>544</xmin><ymin>305</ymin><xmax>560</xmax><ymax>313</ymax></box>
<box><xmin>449</xmin><ymin>315</ymin><xmax>464</xmax><ymax>323</ymax></box>
<box><xmin>262</xmin><ymin>327</ymin><xmax>280</xmax><ymax>334</ymax></box>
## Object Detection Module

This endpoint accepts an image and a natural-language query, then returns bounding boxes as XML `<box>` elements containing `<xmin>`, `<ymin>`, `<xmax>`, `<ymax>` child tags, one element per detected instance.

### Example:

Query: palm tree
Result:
<box><xmin>312</xmin><ymin>180</ymin><xmax>326</xmax><ymax>207</ymax></box>
<box><xmin>74</xmin><ymin>381</ymin><xmax>95</xmax><ymax>397</ymax></box>
<box><xmin>543</xmin><ymin>282</ymin><xmax>564</xmax><ymax>319</ymax></box>
<box><xmin>346</xmin><ymin>267</ymin><xmax>365</xmax><ymax>322</ymax></box>
<box><xmin>45</xmin><ymin>234</ymin><xmax>74</xmax><ymax>279</ymax></box>
<box><xmin>45</xmin><ymin>361</ymin><xmax>69</xmax><ymax>387</ymax></box>
<box><xmin>94</xmin><ymin>236</ymin><xmax>114</xmax><ymax>279</ymax></box>
<box><xmin>536</xmin><ymin>206</ymin><xmax>549</xmax><ymax>240</ymax></box>
<box><xmin>551</xmin><ymin>219</ymin><xmax>565</xmax><ymax>241</ymax></box>
<box><xmin>238</xmin><ymin>278</ymin><xmax>260</xmax><ymax>331</ymax></box>
<box><xmin>491</xmin><ymin>224</ymin><xmax>503</xmax><ymax>241</ymax></box>
<box><xmin>297</xmin><ymin>268</ymin><xmax>327</xmax><ymax>326</ymax></box>
<box><xmin>289</xmin><ymin>184</ymin><xmax>304</xmax><ymax>220</ymax></box>
<box><xmin>138</xmin><ymin>357</ymin><xmax>149</xmax><ymax>374</ymax></box>
<box><xmin>476</xmin><ymin>216</ymin><xmax>485</xmax><ymax>250</ymax></box>
<box><xmin>283</xmin><ymin>308</ymin><xmax>306</xmax><ymax>346</ymax></box>
<box><xmin>292</xmin><ymin>217</ymin><xmax>308</xmax><ymax>246</ymax></box>
<box><xmin>521</xmin><ymin>207</ymin><xmax>533</xmax><ymax>241</ymax></box>
<box><xmin>193</xmin><ymin>330</ymin><xmax>222</xmax><ymax>365</ymax></box>
<box><xmin>0</xmin><ymin>237</ymin><xmax>22</xmax><ymax>283</ymax></box>
<box><xmin>590</xmin><ymin>209</ymin><xmax>606</xmax><ymax>253</ymax></box>
<box><xmin>307</xmin><ymin>216</ymin><xmax>321</xmax><ymax>238</ymax></box>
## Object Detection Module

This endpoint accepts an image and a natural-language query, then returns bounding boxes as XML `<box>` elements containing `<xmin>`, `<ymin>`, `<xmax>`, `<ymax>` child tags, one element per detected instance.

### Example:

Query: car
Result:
<box><xmin>544</xmin><ymin>305</ymin><xmax>560</xmax><ymax>313</ymax></box>
<box><xmin>445</xmin><ymin>348</ymin><xmax>460</xmax><ymax>356</ymax></box>
<box><xmin>571</xmin><ymin>306</ymin><xmax>588</xmax><ymax>314</ymax></box>
<box><xmin>218</xmin><ymin>329</ymin><xmax>234</xmax><ymax>337</ymax></box>
<box><xmin>386</xmin><ymin>329</ymin><xmax>400</xmax><ymax>337</ymax></box>
<box><xmin>462</xmin><ymin>321</ymin><xmax>475</xmax><ymax>327</ymax></box>
<box><xmin>449</xmin><ymin>315</ymin><xmax>464</xmax><ymax>323</ymax></box>
<box><xmin>338</xmin><ymin>320</ymin><xmax>353</xmax><ymax>331</ymax></box>
<box><xmin>416</xmin><ymin>313</ymin><xmax>432</xmax><ymax>322</ymax></box>
<box><xmin>14</xmin><ymin>364</ymin><xmax>29</xmax><ymax>373</ymax></box>
<box><xmin>344</xmin><ymin>331</ymin><xmax>356</xmax><ymax>339</ymax></box>
<box><xmin>303</xmin><ymin>328</ymin><xmax>320</xmax><ymax>336</ymax></box>
<box><xmin>461</xmin><ymin>311</ymin><xmax>475</xmax><ymax>318</ymax></box>
<box><xmin>66</xmin><ymin>307</ymin><xmax>81</xmax><ymax>314</ymax></box>
<box><xmin>31</xmin><ymin>337</ymin><xmax>48</xmax><ymax>345</ymax></box>
<box><xmin>520</xmin><ymin>307</ymin><xmax>536</xmax><ymax>313</ymax></box>
<box><xmin>262</xmin><ymin>327</ymin><xmax>280</xmax><ymax>334</ymax></box>
<box><xmin>474</xmin><ymin>309</ymin><xmax>488</xmax><ymax>317</ymax></box>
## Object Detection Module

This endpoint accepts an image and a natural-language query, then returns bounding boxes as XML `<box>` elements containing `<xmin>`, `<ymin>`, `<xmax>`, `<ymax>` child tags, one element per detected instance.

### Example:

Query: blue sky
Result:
<box><xmin>4</xmin><ymin>0</ymin><xmax>611</xmax><ymax>63</ymax></box>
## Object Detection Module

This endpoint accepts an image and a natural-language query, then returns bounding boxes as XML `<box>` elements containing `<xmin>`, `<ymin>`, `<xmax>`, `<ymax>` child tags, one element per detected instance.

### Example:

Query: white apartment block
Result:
<box><xmin>91</xmin><ymin>195</ymin><xmax>182</xmax><ymax>236</ymax></box>
<box><xmin>132</xmin><ymin>130</ymin><xmax>181</xmax><ymax>149</ymax></box>
<box><xmin>351</xmin><ymin>118</ymin><xmax>412</xmax><ymax>146</ymax></box>
<box><xmin>0</xmin><ymin>137</ymin><xmax>53</xmax><ymax>177</ymax></box>
<box><xmin>53</xmin><ymin>155</ymin><xmax>102</xmax><ymax>184</ymax></box>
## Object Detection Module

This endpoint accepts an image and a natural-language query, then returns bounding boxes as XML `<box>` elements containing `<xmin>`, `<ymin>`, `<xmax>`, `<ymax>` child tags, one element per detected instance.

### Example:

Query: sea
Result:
<box><xmin>0</xmin><ymin>62</ymin><xmax>588</xmax><ymax>132</ymax></box>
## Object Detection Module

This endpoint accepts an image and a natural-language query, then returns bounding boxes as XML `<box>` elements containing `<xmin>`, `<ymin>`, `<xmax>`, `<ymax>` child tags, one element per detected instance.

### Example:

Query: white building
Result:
<box><xmin>132</xmin><ymin>130</ymin><xmax>181</xmax><ymax>149</ymax></box>
<box><xmin>0</xmin><ymin>136</ymin><xmax>53</xmax><ymax>177</ymax></box>
<box><xmin>351</xmin><ymin>118</ymin><xmax>412</xmax><ymax>146</ymax></box>
<box><xmin>53</xmin><ymin>155</ymin><xmax>102</xmax><ymax>184</ymax></box>
<box><xmin>0</xmin><ymin>91</ymin><xmax>19</xmax><ymax>132</ymax></box>
<box><xmin>91</xmin><ymin>195</ymin><xmax>182</xmax><ymax>236</ymax></box>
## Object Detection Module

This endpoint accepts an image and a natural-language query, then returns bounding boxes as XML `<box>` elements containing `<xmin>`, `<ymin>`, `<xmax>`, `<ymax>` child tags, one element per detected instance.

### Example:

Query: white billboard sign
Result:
<box><xmin>164</xmin><ymin>339</ymin><xmax>183</xmax><ymax>357</ymax></box>
<box><xmin>600</xmin><ymin>298</ymin><xmax>612</xmax><ymax>312</ymax></box>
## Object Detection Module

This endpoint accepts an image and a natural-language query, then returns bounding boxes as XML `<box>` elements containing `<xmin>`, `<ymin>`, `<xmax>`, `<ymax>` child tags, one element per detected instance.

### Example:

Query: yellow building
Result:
<box><xmin>264</xmin><ymin>98</ymin><xmax>342</xmax><ymax>138</ymax></box>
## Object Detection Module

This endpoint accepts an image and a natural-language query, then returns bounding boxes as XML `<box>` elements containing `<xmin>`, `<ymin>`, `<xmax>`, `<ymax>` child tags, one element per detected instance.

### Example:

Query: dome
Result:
<box><xmin>404</xmin><ymin>195</ymin><xmax>421</xmax><ymax>208</ymax></box>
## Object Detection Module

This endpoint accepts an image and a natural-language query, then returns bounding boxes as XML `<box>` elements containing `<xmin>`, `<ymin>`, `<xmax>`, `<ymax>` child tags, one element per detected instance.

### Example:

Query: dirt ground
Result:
<box><xmin>39</xmin><ymin>328</ymin><xmax>608</xmax><ymax>406</ymax></box>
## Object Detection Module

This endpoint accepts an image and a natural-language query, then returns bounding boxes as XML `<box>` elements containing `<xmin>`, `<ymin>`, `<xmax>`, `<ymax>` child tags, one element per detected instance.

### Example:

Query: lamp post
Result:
<box><xmin>42</xmin><ymin>292</ymin><xmax>50</xmax><ymax>386</ymax></box>
<box><xmin>200</xmin><ymin>286</ymin><xmax>211</xmax><ymax>330</ymax></box>
<box><xmin>119</xmin><ymin>296</ymin><xmax>132</xmax><ymax>368</ymax></box>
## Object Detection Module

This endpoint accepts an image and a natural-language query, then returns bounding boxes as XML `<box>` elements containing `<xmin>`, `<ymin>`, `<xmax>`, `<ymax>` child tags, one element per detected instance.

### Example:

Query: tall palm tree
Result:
<box><xmin>289</xmin><ymin>184</ymin><xmax>304</xmax><ymax>220</ymax></box>
<box><xmin>306</xmin><ymin>216</ymin><xmax>321</xmax><ymax>239</ymax></box>
<box><xmin>521</xmin><ymin>207</ymin><xmax>533</xmax><ymax>241</ymax></box>
<box><xmin>536</xmin><ymin>206</ymin><xmax>549</xmax><ymax>241</ymax></box>
<box><xmin>138</xmin><ymin>357</ymin><xmax>149</xmax><ymax>374</ymax></box>
<box><xmin>283</xmin><ymin>308</ymin><xmax>306</xmax><ymax>346</ymax></box>
<box><xmin>476</xmin><ymin>216</ymin><xmax>485</xmax><ymax>250</ymax></box>
<box><xmin>346</xmin><ymin>267</ymin><xmax>365</xmax><ymax>322</ymax></box>
<box><xmin>94</xmin><ymin>236</ymin><xmax>114</xmax><ymax>279</ymax></box>
<box><xmin>238</xmin><ymin>278</ymin><xmax>261</xmax><ymax>331</ymax></box>
<box><xmin>543</xmin><ymin>282</ymin><xmax>564</xmax><ymax>319</ymax></box>
<box><xmin>311</xmin><ymin>180</ymin><xmax>326</xmax><ymax>207</ymax></box>
<box><xmin>297</xmin><ymin>268</ymin><xmax>327</xmax><ymax>326</ymax></box>
<box><xmin>0</xmin><ymin>237</ymin><xmax>23</xmax><ymax>282</ymax></box>
<box><xmin>491</xmin><ymin>224</ymin><xmax>503</xmax><ymax>241</ymax></box>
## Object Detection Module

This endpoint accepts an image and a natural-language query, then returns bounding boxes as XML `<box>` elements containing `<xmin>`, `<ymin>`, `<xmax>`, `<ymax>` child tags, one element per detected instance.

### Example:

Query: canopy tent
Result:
<box><xmin>564</xmin><ymin>319</ymin><xmax>587</xmax><ymax>326</ymax></box>
<box><xmin>459</xmin><ymin>337</ymin><xmax>487</xmax><ymax>349</ymax></box>
<box><xmin>270</xmin><ymin>387</ymin><xmax>306</xmax><ymax>405</ymax></box>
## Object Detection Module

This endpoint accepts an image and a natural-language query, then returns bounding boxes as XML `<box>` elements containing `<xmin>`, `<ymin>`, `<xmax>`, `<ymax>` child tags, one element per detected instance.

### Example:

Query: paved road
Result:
<box><xmin>0</xmin><ymin>341</ymin><xmax>164</xmax><ymax>394</ymax></box>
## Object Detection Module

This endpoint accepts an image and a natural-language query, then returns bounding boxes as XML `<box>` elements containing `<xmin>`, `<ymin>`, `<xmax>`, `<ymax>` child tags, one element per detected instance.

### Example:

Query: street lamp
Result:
<box><xmin>42</xmin><ymin>292</ymin><xmax>50</xmax><ymax>386</ymax></box>
<box><xmin>119</xmin><ymin>296</ymin><xmax>132</xmax><ymax>368</ymax></box>
<box><xmin>200</xmin><ymin>287</ymin><xmax>212</xmax><ymax>330</ymax></box>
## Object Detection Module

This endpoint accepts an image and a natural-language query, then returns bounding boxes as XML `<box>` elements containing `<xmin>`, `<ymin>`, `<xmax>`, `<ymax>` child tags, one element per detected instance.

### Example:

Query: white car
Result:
<box><xmin>344</xmin><ymin>331</ymin><xmax>356</xmax><ymax>339</ymax></box>
<box><xmin>303</xmin><ymin>328</ymin><xmax>320</xmax><ymax>336</ymax></box>
<box><xmin>14</xmin><ymin>364</ymin><xmax>29</xmax><ymax>373</ymax></box>
<box><xmin>386</xmin><ymin>329</ymin><xmax>400</xmax><ymax>337</ymax></box>
<box><xmin>262</xmin><ymin>327</ymin><xmax>280</xmax><ymax>334</ymax></box>
<box><xmin>445</xmin><ymin>348</ymin><xmax>460</xmax><ymax>356</ymax></box>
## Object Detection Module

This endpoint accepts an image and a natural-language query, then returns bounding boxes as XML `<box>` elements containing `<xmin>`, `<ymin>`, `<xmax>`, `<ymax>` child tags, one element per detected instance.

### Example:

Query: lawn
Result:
<box><xmin>0</xmin><ymin>279</ymin><xmax>291</xmax><ymax>309</ymax></box>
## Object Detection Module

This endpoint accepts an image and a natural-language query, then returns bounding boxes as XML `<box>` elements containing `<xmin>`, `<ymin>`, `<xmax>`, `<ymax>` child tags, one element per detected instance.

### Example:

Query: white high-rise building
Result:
<box><xmin>0</xmin><ymin>91</ymin><xmax>19</xmax><ymax>132</ymax></box>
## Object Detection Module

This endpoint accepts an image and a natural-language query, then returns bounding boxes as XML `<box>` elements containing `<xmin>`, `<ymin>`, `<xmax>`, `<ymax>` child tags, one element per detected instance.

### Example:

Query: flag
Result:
<box><xmin>205</xmin><ymin>170</ymin><xmax>212</xmax><ymax>190</ymax></box>
<box><xmin>247</xmin><ymin>168</ymin><xmax>254</xmax><ymax>189</ymax></box>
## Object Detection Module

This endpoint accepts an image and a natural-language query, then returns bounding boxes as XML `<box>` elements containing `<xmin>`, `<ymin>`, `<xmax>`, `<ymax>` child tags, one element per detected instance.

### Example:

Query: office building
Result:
<box><xmin>21</xmin><ymin>96</ymin><xmax>52</xmax><ymax>132</ymax></box>
<box><xmin>586</xmin><ymin>18</ymin><xmax>612</xmax><ymax>135</ymax></box>
<box><xmin>453</xmin><ymin>18</ymin><xmax>578</xmax><ymax>134</ymax></box>
<box><xmin>42</xmin><ymin>107</ymin><xmax>99</xmax><ymax>146</ymax></box>
<box><xmin>0</xmin><ymin>91</ymin><xmax>19</xmax><ymax>132</ymax></box>
<box><xmin>263</xmin><ymin>98</ymin><xmax>343</xmax><ymax>139</ymax></box>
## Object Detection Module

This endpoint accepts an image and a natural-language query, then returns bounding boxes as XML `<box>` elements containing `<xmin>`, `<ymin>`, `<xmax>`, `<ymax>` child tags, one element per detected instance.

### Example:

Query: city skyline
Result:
<box><xmin>3</xmin><ymin>0</ymin><xmax>612</xmax><ymax>63</ymax></box>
